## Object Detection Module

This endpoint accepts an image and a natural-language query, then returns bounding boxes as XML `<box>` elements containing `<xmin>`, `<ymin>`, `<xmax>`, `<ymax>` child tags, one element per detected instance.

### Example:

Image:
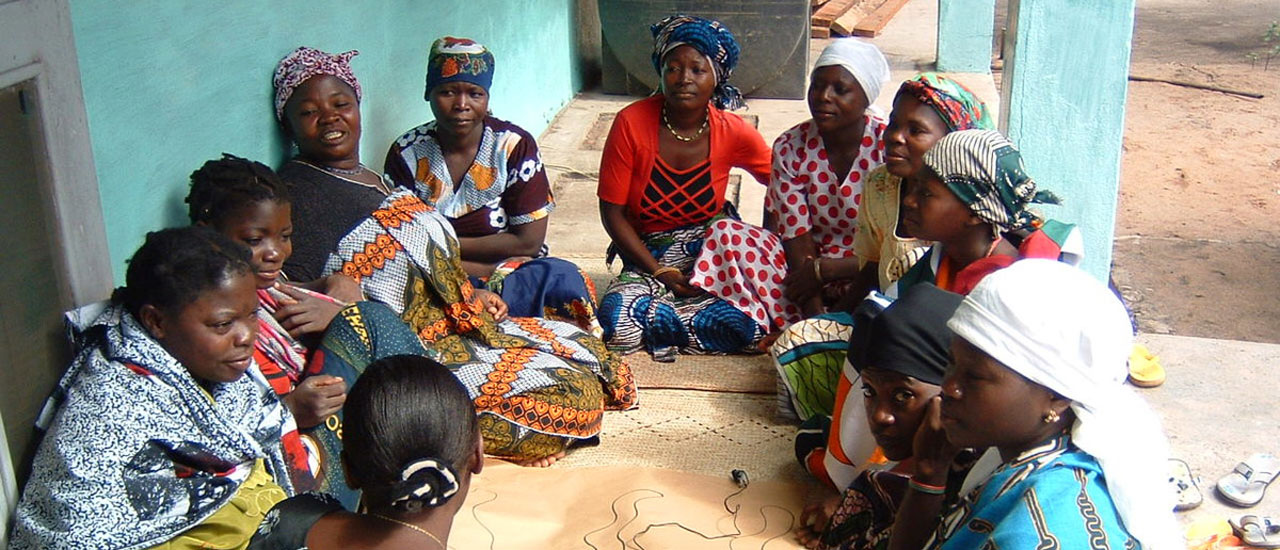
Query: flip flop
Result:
<box><xmin>1229</xmin><ymin>515</ymin><xmax>1280</xmax><ymax>548</ymax></box>
<box><xmin>1218</xmin><ymin>453</ymin><xmax>1280</xmax><ymax>507</ymax></box>
<box><xmin>1128</xmin><ymin>343</ymin><xmax>1165</xmax><ymax>388</ymax></box>
<box><xmin>1170</xmin><ymin>458</ymin><xmax>1204</xmax><ymax>511</ymax></box>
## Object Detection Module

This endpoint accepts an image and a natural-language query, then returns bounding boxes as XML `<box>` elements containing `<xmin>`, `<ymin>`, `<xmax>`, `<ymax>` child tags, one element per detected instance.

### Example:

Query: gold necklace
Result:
<box><xmin>370</xmin><ymin>513</ymin><xmax>444</xmax><ymax>548</ymax></box>
<box><xmin>662</xmin><ymin>106</ymin><xmax>709</xmax><ymax>142</ymax></box>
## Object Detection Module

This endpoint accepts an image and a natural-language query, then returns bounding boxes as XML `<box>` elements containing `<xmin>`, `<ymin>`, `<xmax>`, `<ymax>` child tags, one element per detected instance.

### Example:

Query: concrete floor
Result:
<box><xmin>540</xmin><ymin>0</ymin><xmax>1280</xmax><ymax>532</ymax></box>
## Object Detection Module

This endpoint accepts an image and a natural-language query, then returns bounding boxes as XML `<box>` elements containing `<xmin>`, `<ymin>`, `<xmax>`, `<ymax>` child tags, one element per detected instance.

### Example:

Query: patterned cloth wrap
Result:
<box><xmin>924</xmin><ymin>435</ymin><xmax>1139</xmax><ymax>550</ymax></box>
<box><xmin>600</xmin><ymin>209</ymin><xmax>766</xmax><ymax>362</ymax></box>
<box><xmin>322</xmin><ymin>189</ymin><xmax>636</xmax><ymax>459</ymax></box>
<box><xmin>898</xmin><ymin>72</ymin><xmax>994</xmax><ymax>132</ymax></box>
<box><xmin>272</xmin><ymin>46</ymin><xmax>362</xmax><ymax>121</ymax></box>
<box><xmin>425</xmin><ymin>36</ymin><xmax>495</xmax><ymax>93</ymax></box>
<box><xmin>923</xmin><ymin>129</ymin><xmax>1060</xmax><ymax>232</ymax></box>
<box><xmin>650</xmin><ymin>14</ymin><xmax>745</xmax><ymax>110</ymax></box>
<box><xmin>255</xmin><ymin>288</ymin><xmax>427</xmax><ymax>509</ymax></box>
<box><xmin>11</xmin><ymin>304</ymin><xmax>301</xmax><ymax>550</ymax></box>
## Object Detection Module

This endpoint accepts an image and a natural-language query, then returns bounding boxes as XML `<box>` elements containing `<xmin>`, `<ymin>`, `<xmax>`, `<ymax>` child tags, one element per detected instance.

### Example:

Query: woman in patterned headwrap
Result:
<box><xmin>597</xmin><ymin>14</ymin><xmax>772</xmax><ymax>362</ymax></box>
<box><xmin>772</xmin><ymin>73</ymin><xmax>999</xmax><ymax>425</ymax></box>
<box><xmin>272</xmin><ymin>46</ymin><xmax>636</xmax><ymax>469</ymax></box>
<box><xmin>384</xmin><ymin>37</ymin><xmax>603</xmax><ymax>338</ymax></box>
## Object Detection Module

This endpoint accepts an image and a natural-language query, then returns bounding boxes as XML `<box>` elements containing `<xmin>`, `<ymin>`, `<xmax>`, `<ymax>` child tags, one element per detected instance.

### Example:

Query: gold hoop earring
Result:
<box><xmin>1042</xmin><ymin>410</ymin><xmax>1060</xmax><ymax>424</ymax></box>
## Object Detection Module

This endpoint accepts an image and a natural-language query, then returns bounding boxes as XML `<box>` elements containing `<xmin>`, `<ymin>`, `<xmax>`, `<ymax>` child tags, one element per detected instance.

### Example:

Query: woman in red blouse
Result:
<box><xmin>597</xmin><ymin>15</ymin><xmax>771</xmax><ymax>362</ymax></box>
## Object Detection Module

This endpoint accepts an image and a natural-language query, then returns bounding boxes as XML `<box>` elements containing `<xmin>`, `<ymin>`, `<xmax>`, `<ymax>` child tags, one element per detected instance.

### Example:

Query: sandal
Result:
<box><xmin>1170</xmin><ymin>458</ymin><xmax>1203</xmax><ymax>511</ymax></box>
<box><xmin>1229</xmin><ymin>515</ymin><xmax>1280</xmax><ymax>548</ymax></box>
<box><xmin>1127</xmin><ymin>343</ymin><xmax>1165</xmax><ymax>388</ymax></box>
<box><xmin>1218</xmin><ymin>453</ymin><xmax>1280</xmax><ymax>507</ymax></box>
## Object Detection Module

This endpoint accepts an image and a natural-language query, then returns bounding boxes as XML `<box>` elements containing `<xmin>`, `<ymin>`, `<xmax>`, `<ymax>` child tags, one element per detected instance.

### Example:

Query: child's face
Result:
<box><xmin>900</xmin><ymin>173</ymin><xmax>974</xmax><ymax>243</ymax></box>
<box><xmin>860</xmin><ymin>367</ymin><xmax>941</xmax><ymax>461</ymax></box>
<box><xmin>217</xmin><ymin>200</ymin><xmax>292</xmax><ymax>289</ymax></box>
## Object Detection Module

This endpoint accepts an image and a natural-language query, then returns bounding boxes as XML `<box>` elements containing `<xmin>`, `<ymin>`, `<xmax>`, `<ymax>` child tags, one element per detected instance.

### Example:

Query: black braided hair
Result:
<box><xmin>343</xmin><ymin>354</ymin><xmax>479</xmax><ymax>512</ymax></box>
<box><xmin>186</xmin><ymin>153</ymin><xmax>290</xmax><ymax>226</ymax></box>
<box><xmin>115</xmin><ymin>226</ymin><xmax>253</xmax><ymax>318</ymax></box>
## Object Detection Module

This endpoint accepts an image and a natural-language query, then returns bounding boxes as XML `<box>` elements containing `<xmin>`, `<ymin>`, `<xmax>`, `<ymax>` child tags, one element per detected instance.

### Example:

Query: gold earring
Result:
<box><xmin>1042</xmin><ymin>410</ymin><xmax>1060</xmax><ymax>424</ymax></box>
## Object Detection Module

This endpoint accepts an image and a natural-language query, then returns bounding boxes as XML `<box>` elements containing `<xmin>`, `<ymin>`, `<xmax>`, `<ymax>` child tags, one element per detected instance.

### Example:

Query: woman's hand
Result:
<box><xmin>783</xmin><ymin>257</ymin><xmax>826</xmax><ymax>316</ymax></box>
<box><xmin>273</xmin><ymin>284</ymin><xmax>345</xmax><ymax>338</ymax></box>
<box><xmin>322</xmin><ymin>273</ymin><xmax>363</xmax><ymax>303</ymax></box>
<box><xmin>284</xmin><ymin>375</ymin><xmax>347</xmax><ymax>429</ymax></box>
<box><xmin>911</xmin><ymin>396</ymin><xmax>960</xmax><ymax>483</ymax></box>
<box><xmin>795</xmin><ymin>493</ymin><xmax>841</xmax><ymax>549</ymax></box>
<box><xmin>474</xmin><ymin>288</ymin><xmax>509</xmax><ymax>322</ymax></box>
<box><xmin>656</xmin><ymin>270</ymin><xmax>704</xmax><ymax>298</ymax></box>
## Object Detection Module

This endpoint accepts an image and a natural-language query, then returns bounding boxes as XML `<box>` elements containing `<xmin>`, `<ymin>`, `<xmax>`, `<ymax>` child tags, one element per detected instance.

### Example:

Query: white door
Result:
<box><xmin>0</xmin><ymin>0</ymin><xmax>112</xmax><ymax>540</ymax></box>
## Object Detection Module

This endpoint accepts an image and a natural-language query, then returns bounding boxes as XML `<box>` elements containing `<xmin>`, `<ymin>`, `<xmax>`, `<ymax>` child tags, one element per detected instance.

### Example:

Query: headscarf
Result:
<box><xmin>650</xmin><ymin>14</ymin><xmax>744</xmax><ymax>110</ymax></box>
<box><xmin>425</xmin><ymin>36</ymin><xmax>495</xmax><ymax>97</ymax></box>
<box><xmin>947</xmin><ymin>259</ymin><xmax>1182</xmax><ymax>550</ymax></box>
<box><xmin>850</xmin><ymin>284</ymin><xmax>963</xmax><ymax>385</ymax></box>
<box><xmin>897</xmin><ymin>72</ymin><xmax>994</xmax><ymax>132</ymax></box>
<box><xmin>922</xmin><ymin>129</ymin><xmax>1060</xmax><ymax>231</ymax></box>
<box><xmin>272</xmin><ymin>47</ymin><xmax>362</xmax><ymax>121</ymax></box>
<box><xmin>812</xmin><ymin>38</ymin><xmax>890</xmax><ymax>107</ymax></box>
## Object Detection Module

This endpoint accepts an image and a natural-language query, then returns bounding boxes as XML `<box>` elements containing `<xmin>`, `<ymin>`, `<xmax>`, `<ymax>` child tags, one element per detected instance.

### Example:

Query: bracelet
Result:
<box><xmin>907</xmin><ymin>478</ymin><xmax>947</xmax><ymax>495</ymax></box>
<box><xmin>812</xmin><ymin>257</ymin><xmax>824</xmax><ymax>283</ymax></box>
<box><xmin>652</xmin><ymin>266</ymin><xmax>681</xmax><ymax>279</ymax></box>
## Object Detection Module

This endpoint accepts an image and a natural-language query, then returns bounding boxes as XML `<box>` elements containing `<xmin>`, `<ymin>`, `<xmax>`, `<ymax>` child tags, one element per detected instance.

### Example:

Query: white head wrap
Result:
<box><xmin>812</xmin><ymin>38</ymin><xmax>890</xmax><ymax>105</ymax></box>
<box><xmin>947</xmin><ymin>259</ymin><xmax>1182</xmax><ymax>550</ymax></box>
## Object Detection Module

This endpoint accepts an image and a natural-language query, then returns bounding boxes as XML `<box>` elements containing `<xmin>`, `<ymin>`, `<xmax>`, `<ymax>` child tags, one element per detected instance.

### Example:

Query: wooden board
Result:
<box><xmin>811</xmin><ymin>24</ymin><xmax>830</xmax><ymax>38</ymax></box>
<box><xmin>811</xmin><ymin>0</ymin><xmax>831</xmax><ymax>8</ymax></box>
<box><xmin>830</xmin><ymin>0</ymin><xmax>880</xmax><ymax>36</ymax></box>
<box><xmin>811</xmin><ymin>0</ymin><xmax>861</xmax><ymax>27</ymax></box>
<box><xmin>852</xmin><ymin>0</ymin><xmax>911</xmax><ymax>37</ymax></box>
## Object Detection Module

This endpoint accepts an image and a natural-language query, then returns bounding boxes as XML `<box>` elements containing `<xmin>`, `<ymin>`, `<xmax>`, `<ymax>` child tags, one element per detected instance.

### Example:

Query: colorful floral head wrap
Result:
<box><xmin>922</xmin><ymin>129</ymin><xmax>1060</xmax><ymax>231</ymax></box>
<box><xmin>650</xmin><ymin>14</ymin><xmax>745</xmax><ymax>110</ymax></box>
<box><xmin>897</xmin><ymin>72</ymin><xmax>994</xmax><ymax>132</ymax></box>
<box><xmin>272</xmin><ymin>47</ymin><xmax>362</xmax><ymax>122</ymax></box>
<box><xmin>813</xmin><ymin>38</ymin><xmax>890</xmax><ymax>106</ymax></box>
<box><xmin>425</xmin><ymin>36</ymin><xmax>495</xmax><ymax>97</ymax></box>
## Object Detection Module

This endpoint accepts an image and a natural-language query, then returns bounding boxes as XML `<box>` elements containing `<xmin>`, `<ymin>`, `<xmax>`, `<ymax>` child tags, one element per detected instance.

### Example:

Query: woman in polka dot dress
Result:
<box><xmin>693</xmin><ymin>39</ymin><xmax>892</xmax><ymax>420</ymax></box>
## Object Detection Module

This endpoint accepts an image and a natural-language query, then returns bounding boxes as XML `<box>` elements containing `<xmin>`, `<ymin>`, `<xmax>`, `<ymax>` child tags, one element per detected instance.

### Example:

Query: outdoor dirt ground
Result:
<box><xmin>1112</xmin><ymin>0</ymin><xmax>1280</xmax><ymax>343</ymax></box>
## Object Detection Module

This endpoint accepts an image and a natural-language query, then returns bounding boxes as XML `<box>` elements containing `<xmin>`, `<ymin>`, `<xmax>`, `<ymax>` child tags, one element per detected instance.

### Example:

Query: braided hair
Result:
<box><xmin>186</xmin><ymin>153</ymin><xmax>290</xmax><ymax>227</ymax></box>
<box><xmin>116</xmin><ymin>226</ymin><xmax>253</xmax><ymax>317</ymax></box>
<box><xmin>343</xmin><ymin>354</ymin><xmax>479</xmax><ymax>513</ymax></box>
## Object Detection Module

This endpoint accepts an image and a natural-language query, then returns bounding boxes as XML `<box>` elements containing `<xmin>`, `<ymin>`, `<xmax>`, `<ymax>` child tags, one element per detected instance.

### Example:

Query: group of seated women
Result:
<box><xmin>8</xmin><ymin>12</ymin><xmax>1179</xmax><ymax>550</ymax></box>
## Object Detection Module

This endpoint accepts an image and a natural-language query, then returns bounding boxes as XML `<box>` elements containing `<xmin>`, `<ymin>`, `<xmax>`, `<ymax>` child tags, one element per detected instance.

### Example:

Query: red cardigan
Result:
<box><xmin>598</xmin><ymin>95</ymin><xmax>772</xmax><ymax>233</ymax></box>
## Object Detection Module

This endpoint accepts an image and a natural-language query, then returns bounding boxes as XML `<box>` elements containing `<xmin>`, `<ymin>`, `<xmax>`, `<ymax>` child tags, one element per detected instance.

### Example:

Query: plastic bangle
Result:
<box><xmin>907</xmin><ymin>478</ymin><xmax>946</xmax><ymax>495</ymax></box>
<box><xmin>652</xmin><ymin>266</ymin><xmax>681</xmax><ymax>279</ymax></box>
<box><xmin>812</xmin><ymin>257</ymin><xmax>824</xmax><ymax>283</ymax></box>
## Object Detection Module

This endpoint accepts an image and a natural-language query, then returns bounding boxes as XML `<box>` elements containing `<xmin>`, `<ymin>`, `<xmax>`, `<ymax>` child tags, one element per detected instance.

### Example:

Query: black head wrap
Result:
<box><xmin>849</xmin><ymin>284</ymin><xmax>963</xmax><ymax>385</ymax></box>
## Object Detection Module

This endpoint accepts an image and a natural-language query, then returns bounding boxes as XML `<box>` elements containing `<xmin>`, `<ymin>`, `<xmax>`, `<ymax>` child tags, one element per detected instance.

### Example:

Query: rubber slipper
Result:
<box><xmin>1170</xmin><ymin>458</ymin><xmax>1204</xmax><ymax>511</ymax></box>
<box><xmin>1218</xmin><ymin>453</ymin><xmax>1280</xmax><ymax>507</ymax></box>
<box><xmin>1128</xmin><ymin>343</ymin><xmax>1165</xmax><ymax>388</ymax></box>
<box><xmin>1229</xmin><ymin>515</ymin><xmax>1280</xmax><ymax>548</ymax></box>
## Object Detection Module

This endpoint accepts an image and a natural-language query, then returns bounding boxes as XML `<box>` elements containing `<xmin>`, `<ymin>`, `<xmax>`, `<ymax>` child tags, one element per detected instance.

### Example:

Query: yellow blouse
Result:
<box><xmin>851</xmin><ymin>167</ymin><xmax>930</xmax><ymax>291</ymax></box>
<box><xmin>147</xmin><ymin>459</ymin><xmax>286</xmax><ymax>550</ymax></box>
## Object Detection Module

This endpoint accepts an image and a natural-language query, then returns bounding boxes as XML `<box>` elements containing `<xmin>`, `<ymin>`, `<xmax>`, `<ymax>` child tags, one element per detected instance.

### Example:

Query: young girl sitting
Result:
<box><xmin>248</xmin><ymin>354</ymin><xmax>483</xmax><ymax>550</ymax></box>
<box><xmin>12</xmin><ymin>227</ymin><xmax>300</xmax><ymax>549</ymax></box>
<box><xmin>889</xmin><ymin>129</ymin><xmax>1082</xmax><ymax>297</ymax></box>
<box><xmin>187</xmin><ymin>154</ymin><xmax>432</xmax><ymax>506</ymax></box>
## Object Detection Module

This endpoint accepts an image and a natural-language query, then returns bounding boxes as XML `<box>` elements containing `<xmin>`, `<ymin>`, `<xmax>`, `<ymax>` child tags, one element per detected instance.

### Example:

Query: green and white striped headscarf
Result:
<box><xmin>922</xmin><ymin>129</ymin><xmax>1060</xmax><ymax>231</ymax></box>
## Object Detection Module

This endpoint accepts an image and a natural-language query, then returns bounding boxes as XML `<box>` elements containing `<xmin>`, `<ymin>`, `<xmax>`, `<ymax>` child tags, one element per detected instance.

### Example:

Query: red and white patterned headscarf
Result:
<box><xmin>272</xmin><ymin>46</ymin><xmax>362</xmax><ymax>121</ymax></box>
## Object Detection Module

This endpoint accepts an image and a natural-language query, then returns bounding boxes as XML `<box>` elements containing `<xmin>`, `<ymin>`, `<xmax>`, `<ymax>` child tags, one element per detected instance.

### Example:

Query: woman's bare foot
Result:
<box><xmin>512</xmin><ymin>451</ymin><xmax>566</xmax><ymax>468</ymax></box>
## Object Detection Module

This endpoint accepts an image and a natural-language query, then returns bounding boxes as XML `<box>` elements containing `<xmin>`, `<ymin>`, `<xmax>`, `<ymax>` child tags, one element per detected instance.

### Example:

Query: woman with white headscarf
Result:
<box><xmin>893</xmin><ymin>259</ymin><xmax>1180</xmax><ymax>550</ymax></box>
<box><xmin>703</xmin><ymin>39</ymin><xmax>891</xmax><ymax>427</ymax></box>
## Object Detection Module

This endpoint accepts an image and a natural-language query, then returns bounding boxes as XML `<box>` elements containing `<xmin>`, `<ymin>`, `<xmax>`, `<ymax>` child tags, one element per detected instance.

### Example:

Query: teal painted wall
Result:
<box><xmin>69</xmin><ymin>1</ymin><xmax>583</xmax><ymax>282</ymax></box>
<box><xmin>936</xmin><ymin>0</ymin><xmax>994</xmax><ymax>73</ymax></box>
<box><xmin>1000</xmin><ymin>0</ymin><xmax>1135</xmax><ymax>280</ymax></box>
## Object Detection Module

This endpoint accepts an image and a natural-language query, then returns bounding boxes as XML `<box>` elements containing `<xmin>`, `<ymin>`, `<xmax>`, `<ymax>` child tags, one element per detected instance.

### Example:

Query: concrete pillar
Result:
<box><xmin>999</xmin><ymin>0</ymin><xmax>1135</xmax><ymax>281</ymax></box>
<box><xmin>936</xmin><ymin>0</ymin><xmax>995</xmax><ymax>73</ymax></box>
